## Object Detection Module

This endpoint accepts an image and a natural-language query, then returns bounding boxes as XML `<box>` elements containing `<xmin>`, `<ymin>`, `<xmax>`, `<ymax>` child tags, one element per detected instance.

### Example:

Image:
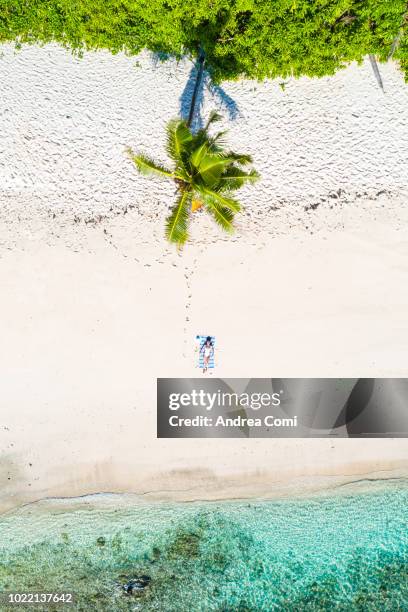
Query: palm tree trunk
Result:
<box><xmin>388</xmin><ymin>11</ymin><xmax>407</xmax><ymax>60</ymax></box>
<box><xmin>369</xmin><ymin>54</ymin><xmax>384</xmax><ymax>92</ymax></box>
<box><xmin>187</xmin><ymin>48</ymin><xmax>205</xmax><ymax>128</ymax></box>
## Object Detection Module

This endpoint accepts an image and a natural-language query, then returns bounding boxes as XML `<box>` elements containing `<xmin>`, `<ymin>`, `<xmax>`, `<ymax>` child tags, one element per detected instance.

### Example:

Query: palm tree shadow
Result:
<box><xmin>179</xmin><ymin>66</ymin><xmax>240</xmax><ymax>132</ymax></box>
<box><xmin>179</xmin><ymin>65</ymin><xmax>206</xmax><ymax>131</ymax></box>
<box><xmin>209</xmin><ymin>81</ymin><xmax>240</xmax><ymax>121</ymax></box>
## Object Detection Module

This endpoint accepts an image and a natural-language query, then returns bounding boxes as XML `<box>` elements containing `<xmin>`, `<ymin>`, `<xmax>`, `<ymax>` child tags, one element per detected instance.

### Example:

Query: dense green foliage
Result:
<box><xmin>128</xmin><ymin>112</ymin><xmax>259</xmax><ymax>245</ymax></box>
<box><xmin>0</xmin><ymin>0</ymin><xmax>407</xmax><ymax>81</ymax></box>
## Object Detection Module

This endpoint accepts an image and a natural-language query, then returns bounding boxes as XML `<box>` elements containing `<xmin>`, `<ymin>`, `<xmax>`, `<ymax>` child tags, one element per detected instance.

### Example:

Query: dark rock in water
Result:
<box><xmin>96</xmin><ymin>536</ymin><xmax>106</xmax><ymax>546</ymax></box>
<box><xmin>152</xmin><ymin>546</ymin><xmax>161</xmax><ymax>559</ymax></box>
<box><xmin>122</xmin><ymin>575</ymin><xmax>151</xmax><ymax>595</ymax></box>
<box><xmin>140</xmin><ymin>575</ymin><xmax>151</xmax><ymax>583</ymax></box>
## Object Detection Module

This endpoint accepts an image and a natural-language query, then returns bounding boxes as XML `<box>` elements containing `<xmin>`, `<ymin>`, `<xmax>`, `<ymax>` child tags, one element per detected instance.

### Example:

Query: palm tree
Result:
<box><xmin>127</xmin><ymin>111</ymin><xmax>259</xmax><ymax>245</ymax></box>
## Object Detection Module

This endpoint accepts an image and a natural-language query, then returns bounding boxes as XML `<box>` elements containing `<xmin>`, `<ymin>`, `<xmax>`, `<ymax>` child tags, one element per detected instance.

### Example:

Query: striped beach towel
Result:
<box><xmin>196</xmin><ymin>335</ymin><xmax>216</xmax><ymax>370</ymax></box>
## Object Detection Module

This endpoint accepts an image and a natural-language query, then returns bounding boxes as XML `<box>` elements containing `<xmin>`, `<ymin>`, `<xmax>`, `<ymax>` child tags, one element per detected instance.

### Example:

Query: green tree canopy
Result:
<box><xmin>0</xmin><ymin>0</ymin><xmax>407</xmax><ymax>82</ymax></box>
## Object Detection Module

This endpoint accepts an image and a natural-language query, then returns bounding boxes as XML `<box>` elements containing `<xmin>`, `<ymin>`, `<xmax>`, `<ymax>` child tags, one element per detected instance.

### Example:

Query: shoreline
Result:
<box><xmin>2</xmin><ymin>459</ymin><xmax>408</xmax><ymax>515</ymax></box>
<box><xmin>2</xmin><ymin>472</ymin><xmax>408</xmax><ymax>518</ymax></box>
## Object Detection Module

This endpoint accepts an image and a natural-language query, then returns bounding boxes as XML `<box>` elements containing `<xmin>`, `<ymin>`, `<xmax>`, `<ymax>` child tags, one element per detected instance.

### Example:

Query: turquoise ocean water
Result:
<box><xmin>0</xmin><ymin>482</ymin><xmax>408</xmax><ymax>611</ymax></box>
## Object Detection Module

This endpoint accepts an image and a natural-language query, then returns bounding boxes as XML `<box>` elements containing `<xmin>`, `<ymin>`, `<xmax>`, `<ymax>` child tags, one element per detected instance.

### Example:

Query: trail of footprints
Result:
<box><xmin>182</xmin><ymin>261</ymin><xmax>196</xmax><ymax>359</ymax></box>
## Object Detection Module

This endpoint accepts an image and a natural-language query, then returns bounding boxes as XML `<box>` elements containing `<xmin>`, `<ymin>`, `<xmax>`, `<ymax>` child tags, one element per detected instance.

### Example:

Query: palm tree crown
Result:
<box><xmin>127</xmin><ymin>111</ymin><xmax>259</xmax><ymax>245</ymax></box>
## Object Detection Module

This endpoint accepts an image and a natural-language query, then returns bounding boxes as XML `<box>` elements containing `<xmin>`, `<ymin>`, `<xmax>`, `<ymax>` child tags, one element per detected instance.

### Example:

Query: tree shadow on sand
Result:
<box><xmin>149</xmin><ymin>51</ymin><xmax>240</xmax><ymax>130</ymax></box>
<box><xmin>179</xmin><ymin>64</ymin><xmax>240</xmax><ymax>131</ymax></box>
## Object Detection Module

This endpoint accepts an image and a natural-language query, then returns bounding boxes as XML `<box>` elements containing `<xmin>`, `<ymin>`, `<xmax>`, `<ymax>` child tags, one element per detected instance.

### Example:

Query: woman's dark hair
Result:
<box><xmin>200</xmin><ymin>336</ymin><xmax>213</xmax><ymax>351</ymax></box>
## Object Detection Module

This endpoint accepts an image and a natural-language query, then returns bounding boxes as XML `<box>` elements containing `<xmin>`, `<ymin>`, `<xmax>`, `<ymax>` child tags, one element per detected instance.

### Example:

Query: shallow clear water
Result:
<box><xmin>1</xmin><ymin>483</ymin><xmax>408</xmax><ymax>611</ymax></box>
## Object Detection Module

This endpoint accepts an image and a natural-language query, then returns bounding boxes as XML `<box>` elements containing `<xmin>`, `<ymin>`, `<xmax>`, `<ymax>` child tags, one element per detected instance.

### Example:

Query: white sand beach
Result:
<box><xmin>1</xmin><ymin>45</ymin><xmax>408</xmax><ymax>512</ymax></box>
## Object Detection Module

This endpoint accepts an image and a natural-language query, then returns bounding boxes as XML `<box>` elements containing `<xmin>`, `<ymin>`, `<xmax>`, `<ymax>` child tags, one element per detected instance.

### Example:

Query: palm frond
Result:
<box><xmin>211</xmin><ymin>130</ymin><xmax>228</xmax><ymax>146</ymax></box>
<box><xmin>204</xmin><ymin>110</ymin><xmax>222</xmax><ymax>131</ymax></box>
<box><xmin>166</xmin><ymin>119</ymin><xmax>193</xmax><ymax>162</ymax></box>
<box><xmin>202</xmin><ymin>189</ymin><xmax>241</xmax><ymax>213</ymax></box>
<box><xmin>165</xmin><ymin>190</ymin><xmax>192</xmax><ymax>245</ymax></box>
<box><xmin>223</xmin><ymin>151</ymin><xmax>253</xmax><ymax>165</ymax></box>
<box><xmin>127</xmin><ymin>149</ymin><xmax>174</xmax><ymax>179</ymax></box>
<box><xmin>191</xmin><ymin>112</ymin><xmax>222</xmax><ymax>150</ymax></box>
<box><xmin>205</xmin><ymin>198</ymin><xmax>235</xmax><ymax>233</ymax></box>
<box><xmin>195</xmin><ymin>151</ymin><xmax>232</xmax><ymax>186</ymax></box>
<box><xmin>219</xmin><ymin>167</ymin><xmax>260</xmax><ymax>190</ymax></box>
<box><xmin>191</xmin><ymin>142</ymin><xmax>209</xmax><ymax>169</ymax></box>
<box><xmin>191</xmin><ymin>128</ymin><xmax>210</xmax><ymax>150</ymax></box>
